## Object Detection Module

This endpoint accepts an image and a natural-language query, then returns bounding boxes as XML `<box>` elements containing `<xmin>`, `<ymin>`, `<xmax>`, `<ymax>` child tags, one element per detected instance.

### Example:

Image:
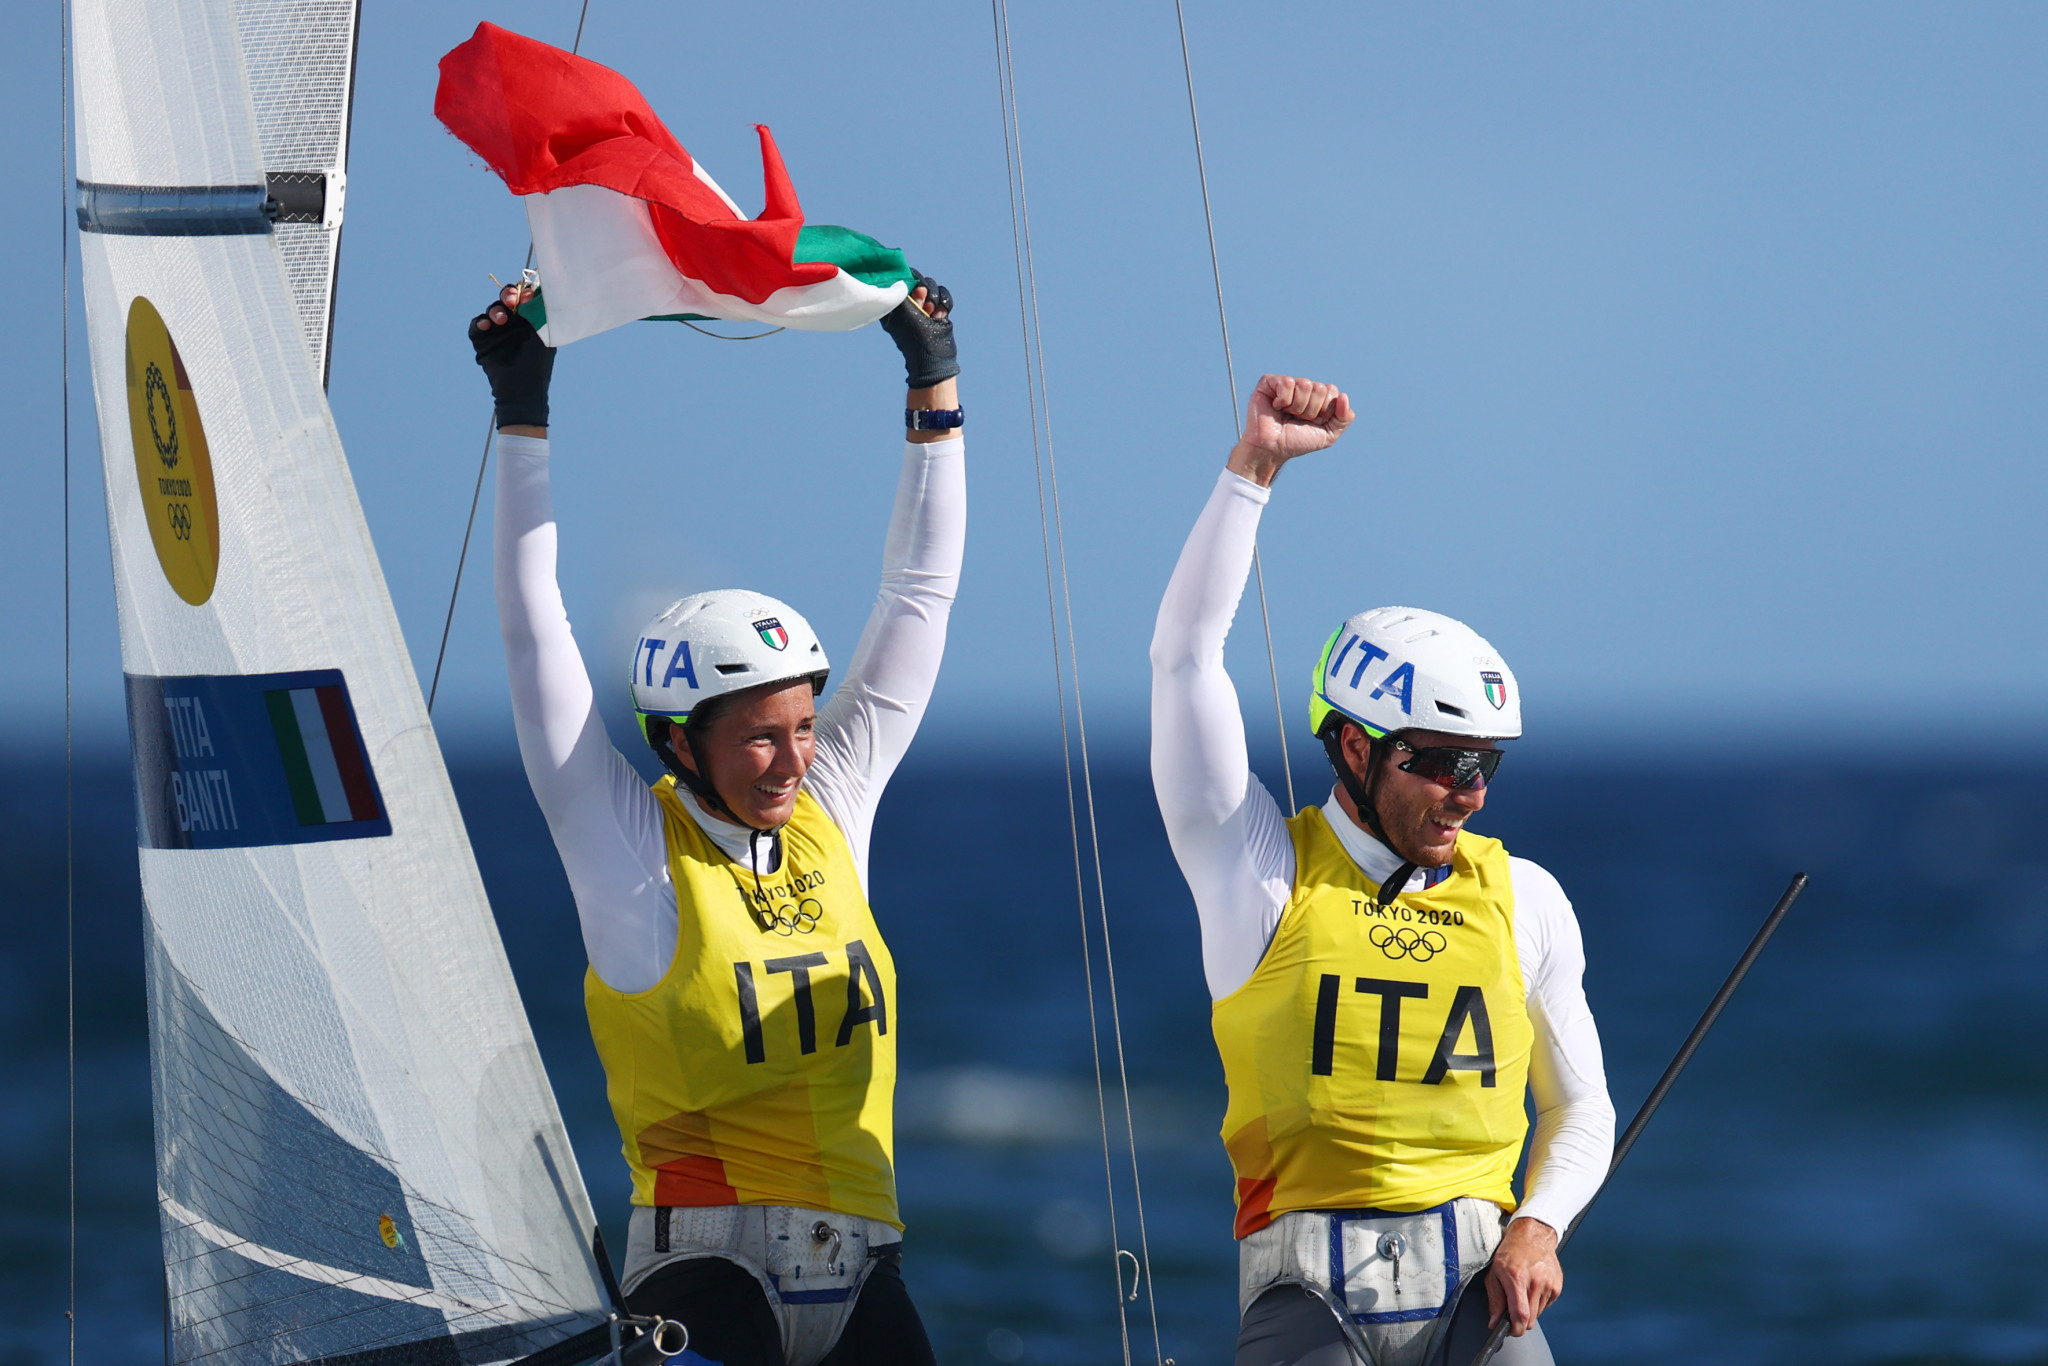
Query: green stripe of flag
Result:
<box><xmin>792</xmin><ymin>225</ymin><xmax>917</xmax><ymax>290</ymax></box>
<box><xmin>524</xmin><ymin>224</ymin><xmax>917</xmax><ymax>329</ymax></box>
<box><xmin>265</xmin><ymin>689</ymin><xmax>327</xmax><ymax>826</ymax></box>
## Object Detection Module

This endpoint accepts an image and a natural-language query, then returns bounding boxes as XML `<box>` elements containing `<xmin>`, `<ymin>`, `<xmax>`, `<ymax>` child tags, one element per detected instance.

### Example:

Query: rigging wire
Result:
<box><xmin>990</xmin><ymin>6</ymin><xmax>1164</xmax><ymax>1363</ymax></box>
<box><xmin>428</xmin><ymin>0</ymin><xmax>593</xmax><ymax>713</ymax></box>
<box><xmin>59</xmin><ymin>0</ymin><xmax>77</xmax><ymax>1358</ymax></box>
<box><xmin>1170</xmin><ymin>0</ymin><xmax>1298</xmax><ymax>816</ymax></box>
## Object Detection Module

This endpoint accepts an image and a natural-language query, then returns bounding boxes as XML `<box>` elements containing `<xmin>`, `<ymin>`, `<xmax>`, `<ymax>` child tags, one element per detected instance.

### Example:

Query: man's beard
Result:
<box><xmin>1380</xmin><ymin>798</ymin><xmax>1466</xmax><ymax>867</ymax></box>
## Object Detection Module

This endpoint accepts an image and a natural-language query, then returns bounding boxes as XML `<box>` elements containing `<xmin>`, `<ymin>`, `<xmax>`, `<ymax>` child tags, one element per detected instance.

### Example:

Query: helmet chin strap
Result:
<box><xmin>1323</xmin><ymin>722</ymin><xmax>1391</xmax><ymax>841</ymax></box>
<box><xmin>1322</xmin><ymin>724</ymin><xmax>1421</xmax><ymax>899</ymax></box>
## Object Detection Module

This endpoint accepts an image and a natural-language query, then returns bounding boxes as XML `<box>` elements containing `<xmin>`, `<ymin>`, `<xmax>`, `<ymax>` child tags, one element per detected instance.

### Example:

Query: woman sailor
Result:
<box><xmin>1149</xmin><ymin>375</ymin><xmax>1615</xmax><ymax>1366</ymax></box>
<box><xmin>468</xmin><ymin>278</ymin><xmax>962</xmax><ymax>1366</ymax></box>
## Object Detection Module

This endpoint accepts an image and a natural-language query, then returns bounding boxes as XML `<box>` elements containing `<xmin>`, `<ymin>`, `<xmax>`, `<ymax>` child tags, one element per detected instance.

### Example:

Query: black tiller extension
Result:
<box><xmin>1460</xmin><ymin>871</ymin><xmax>1808</xmax><ymax>1366</ymax></box>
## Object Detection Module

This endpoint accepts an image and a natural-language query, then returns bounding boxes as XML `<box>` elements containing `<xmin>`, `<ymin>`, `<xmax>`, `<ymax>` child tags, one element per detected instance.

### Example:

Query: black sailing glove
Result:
<box><xmin>878</xmin><ymin>274</ymin><xmax>959</xmax><ymax>389</ymax></box>
<box><xmin>468</xmin><ymin>296</ymin><xmax>556</xmax><ymax>429</ymax></box>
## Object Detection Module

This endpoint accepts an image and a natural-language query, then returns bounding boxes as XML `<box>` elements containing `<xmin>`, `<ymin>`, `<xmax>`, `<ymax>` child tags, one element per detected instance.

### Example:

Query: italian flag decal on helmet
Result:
<box><xmin>755</xmin><ymin>618</ymin><xmax>789</xmax><ymax>651</ymax></box>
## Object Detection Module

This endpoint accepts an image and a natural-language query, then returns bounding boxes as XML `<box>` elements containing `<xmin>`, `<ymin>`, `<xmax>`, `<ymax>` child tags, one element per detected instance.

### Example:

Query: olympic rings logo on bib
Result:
<box><xmin>753</xmin><ymin>896</ymin><xmax>824</xmax><ymax>937</ymax></box>
<box><xmin>1370</xmin><ymin>924</ymin><xmax>1447</xmax><ymax>962</ymax></box>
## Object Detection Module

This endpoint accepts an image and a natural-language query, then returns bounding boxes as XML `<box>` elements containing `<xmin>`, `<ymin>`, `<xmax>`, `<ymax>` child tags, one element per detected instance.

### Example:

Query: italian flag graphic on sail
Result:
<box><xmin>434</xmin><ymin>23</ymin><xmax>917</xmax><ymax>347</ymax></box>
<box><xmin>264</xmin><ymin>685</ymin><xmax>383</xmax><ymax>826</ymax></box>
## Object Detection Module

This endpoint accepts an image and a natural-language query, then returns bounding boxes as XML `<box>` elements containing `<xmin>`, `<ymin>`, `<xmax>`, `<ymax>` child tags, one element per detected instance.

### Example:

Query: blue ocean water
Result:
<box><xmin>4</xmin><ymin>742</ymin><xmax>2046</xmax><ymax>1365</ymax></box>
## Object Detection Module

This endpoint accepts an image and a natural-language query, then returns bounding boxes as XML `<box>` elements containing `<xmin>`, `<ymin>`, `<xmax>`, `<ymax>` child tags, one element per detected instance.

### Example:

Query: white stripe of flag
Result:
<box><xmin>289</xmin><ymin>688</ymin><xmax>353</xmax><ymax>824</ymax></box>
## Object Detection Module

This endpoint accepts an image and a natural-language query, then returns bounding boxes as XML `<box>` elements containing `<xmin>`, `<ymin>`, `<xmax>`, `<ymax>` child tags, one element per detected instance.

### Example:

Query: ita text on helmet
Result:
<box><xmin>1310</xmin><ymin>607</ymin><xmax>1522</xmax><ymax>743</ymax></box>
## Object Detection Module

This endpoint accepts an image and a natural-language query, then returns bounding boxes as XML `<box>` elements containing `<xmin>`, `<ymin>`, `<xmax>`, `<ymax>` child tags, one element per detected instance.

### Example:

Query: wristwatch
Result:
<box><xmin>905</xmin><ymin>407</ymin><xmax>965</xmax><ymax>431</ymax></box>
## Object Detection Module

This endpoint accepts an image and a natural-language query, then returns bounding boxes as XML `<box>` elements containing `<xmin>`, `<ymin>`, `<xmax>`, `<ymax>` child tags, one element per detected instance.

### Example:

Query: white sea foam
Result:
<box><xmin>894</xmin><ymin>1066</ymin><xmax>1210</xmax><ymax>1148</ymax></box>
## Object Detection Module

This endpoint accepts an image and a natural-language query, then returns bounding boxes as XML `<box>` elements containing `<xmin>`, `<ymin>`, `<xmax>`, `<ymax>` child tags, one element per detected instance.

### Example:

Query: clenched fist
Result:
<box><xmin>1227</xmin><ymin>374</ymin><xmax>1353</xmax><ymax>487</ymax></box>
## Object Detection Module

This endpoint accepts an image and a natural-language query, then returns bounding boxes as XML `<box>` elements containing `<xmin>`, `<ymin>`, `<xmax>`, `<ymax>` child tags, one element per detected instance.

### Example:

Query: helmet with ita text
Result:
<box><xmin>630</xmin><ymin>590</ymin><xmax>829</xmax><ymax>743</ymax></box>
<box><xmin>1310</xmin><ymin>602</ymin><xmax>1523</xmax><ymax>741</ymax></box>
<box><xmin>1310</xmin><ymin>607</ymin><xmax>1522</xmax><ymax>743</ymax></box>
<box><xmin>1309</xmin><ymin>607</ymin><xmax>1520</xmax><ymax>845</ymax></box>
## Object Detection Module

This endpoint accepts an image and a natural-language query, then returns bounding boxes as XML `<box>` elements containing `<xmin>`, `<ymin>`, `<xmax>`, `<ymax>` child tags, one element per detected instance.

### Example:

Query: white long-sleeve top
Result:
<box><xmin>494</xmin><ymin>431</ymin><xmax>965</xmax><ymax>995</ymax></box>
<box><xmin>1148</xmin><ymin>468</ymin><xmax>1614</xmax><ymax>1235</ymax></box>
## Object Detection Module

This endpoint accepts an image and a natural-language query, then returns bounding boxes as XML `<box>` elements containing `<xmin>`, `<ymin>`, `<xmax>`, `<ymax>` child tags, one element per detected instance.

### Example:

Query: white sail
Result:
<box><xmin>72</xmin><ymin>1</ymin><xmax>614</xmax><ymax>1362</ymax></box>
<box><xmin>234</xmin><ymin>0</ymin><xmax>358</xmax><ymax>384</ymax></box>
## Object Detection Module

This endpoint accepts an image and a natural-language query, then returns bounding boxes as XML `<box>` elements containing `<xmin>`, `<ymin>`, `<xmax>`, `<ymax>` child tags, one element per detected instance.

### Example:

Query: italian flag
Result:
<box><xmin>264</xmin><ymin>686</ymin><xmax>381</xmax><ymax>827</ymax></box>
<box><xmin>435</xmin><ymin>23</ymin><xmax>916</xmax><ymax>347</ymax></box>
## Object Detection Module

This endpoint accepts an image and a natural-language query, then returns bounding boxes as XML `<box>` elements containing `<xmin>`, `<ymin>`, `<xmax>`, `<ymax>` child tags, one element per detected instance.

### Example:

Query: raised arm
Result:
<box><xmin>476</xmin><ymin>290</ymin><xmax>673</xmax><ymax>992</ymax></box>
<box><xmin>808</xmin><ymin>279</ymin><xmax>967</xmax><ymax>884</ymax></box>
<box><xmin>1151</xmin><ymin>376</ymin><xmax>1354</xmax><ymax>999</ymax></box>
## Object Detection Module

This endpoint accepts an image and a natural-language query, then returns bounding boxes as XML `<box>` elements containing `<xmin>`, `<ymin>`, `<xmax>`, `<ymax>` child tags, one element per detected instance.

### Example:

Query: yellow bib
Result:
<box><xmin>1213</xmin><ymin>807</ymin><xmax>1533</xmax><ymax>1236</ymax></box>
<box><xmin>585</xmin><ymin>779</ymin><xmax>900</xmax><ymax>1228</ymax></box>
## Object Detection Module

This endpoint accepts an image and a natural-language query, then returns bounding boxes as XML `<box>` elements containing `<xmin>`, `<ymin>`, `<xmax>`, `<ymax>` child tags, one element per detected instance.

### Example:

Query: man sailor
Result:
<box><xmin>468</xmin><ymin>277</ymin><xmax>963</xmax><ymax>1366</ymax></box>
<box><xmin>1149</xmin><ymin>375</ymin><xmax>1615</xmax><ymax>1366</ymax></box>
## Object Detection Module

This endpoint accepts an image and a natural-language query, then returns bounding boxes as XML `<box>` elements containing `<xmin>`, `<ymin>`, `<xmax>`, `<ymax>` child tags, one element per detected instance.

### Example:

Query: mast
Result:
<box><xmin>233</xmin><ymin>0</ymin><xmax>360</xmax><ymax>385</ymax></box>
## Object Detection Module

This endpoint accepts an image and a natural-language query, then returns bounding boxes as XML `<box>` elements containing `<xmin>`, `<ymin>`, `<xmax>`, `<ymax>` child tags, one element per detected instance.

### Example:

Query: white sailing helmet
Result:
<box><xmin>1309</xmin><ymin>606</ymin><xmax>1522</xmax><ymax>742</ymax></box>
<box><xmin>630</xmin><ymin>589</ymin><xmax>829</xmax><ymax>740</ymax></box>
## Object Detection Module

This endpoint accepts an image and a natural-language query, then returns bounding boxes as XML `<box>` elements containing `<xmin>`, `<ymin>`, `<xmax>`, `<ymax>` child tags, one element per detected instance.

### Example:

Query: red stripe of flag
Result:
<box><xmin>316</xmin><ymin>685</ymin><xmax>381</xmax><ymax>821</ymax></box>
<box><xmin>434</xmin><ymin>22</ymin><xmax>834</xmax><ymax>307</ymax></box>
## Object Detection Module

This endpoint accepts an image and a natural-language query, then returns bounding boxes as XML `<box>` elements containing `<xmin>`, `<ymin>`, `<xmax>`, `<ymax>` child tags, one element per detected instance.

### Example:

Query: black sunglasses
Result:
<box><xmin>1392</xmin><ymin>739</ymin><xmax>1503</xmax><ymax>790</ymax></box>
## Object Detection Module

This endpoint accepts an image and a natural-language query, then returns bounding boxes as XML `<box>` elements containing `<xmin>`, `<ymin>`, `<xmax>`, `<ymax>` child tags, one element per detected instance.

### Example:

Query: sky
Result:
<box><xmin>5</xmin><ymin>1</ymin><xmax>2046</xmax><ymax>760</ymax></box>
